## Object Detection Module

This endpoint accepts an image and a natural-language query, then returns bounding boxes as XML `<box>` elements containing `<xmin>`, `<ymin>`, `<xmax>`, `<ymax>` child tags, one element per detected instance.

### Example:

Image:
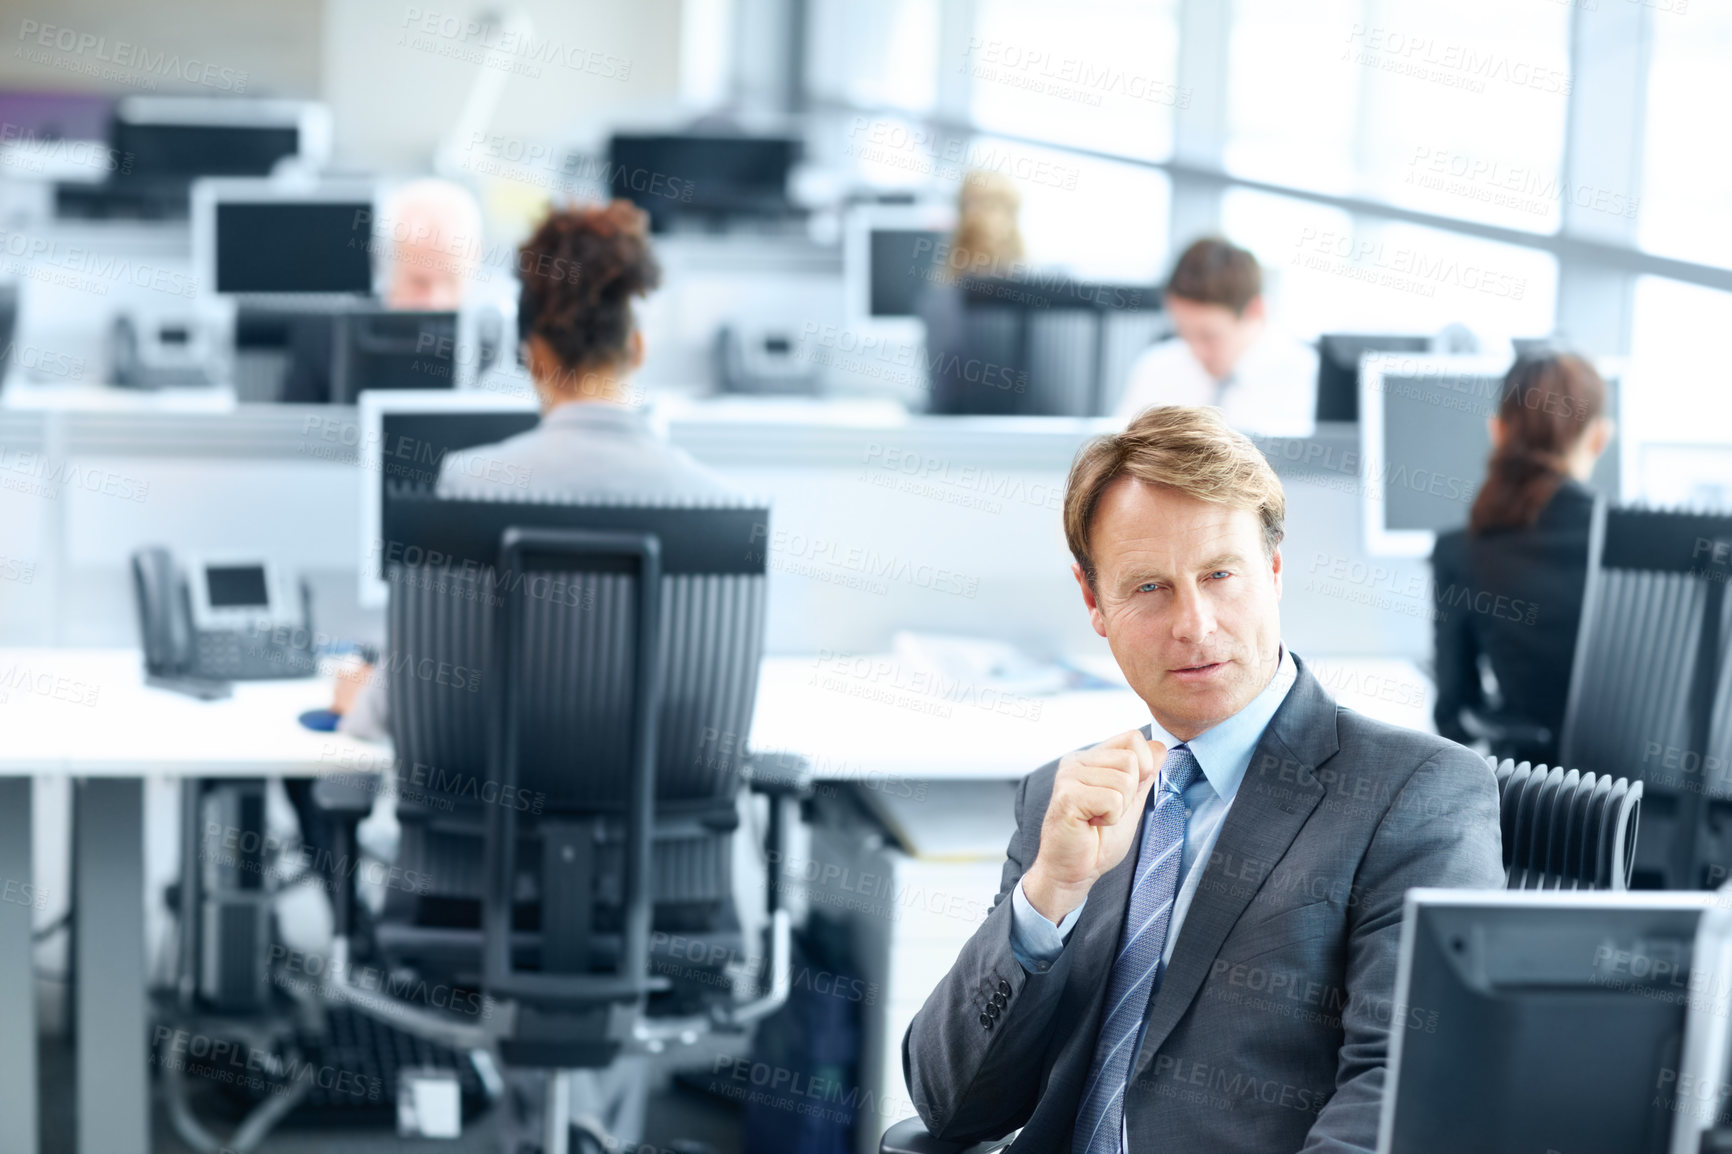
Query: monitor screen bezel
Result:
<box><xmin>1378</xmin><ymin>887</ymin><xmax>1722</xmax><ymax>1154</ymax></box>
<box><xmin>192</xmin><ymin>176</ymin><xmax>379</xmax><ymax>301</ymax></box>
<box><xmin>841</xmin><ymin>202</ymin><xmax>955</xmax><ymax>350</ymax></box>
<box><xmin>1359</xmin><ymin>353</ymin><xmax>1631</xmax><ymax>557</ymax></box>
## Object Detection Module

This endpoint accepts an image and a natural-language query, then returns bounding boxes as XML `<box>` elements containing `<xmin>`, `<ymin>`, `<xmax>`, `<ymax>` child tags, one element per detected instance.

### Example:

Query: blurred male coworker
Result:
<box><xmin>1115</xmin><ymin>237</ymin><xmax>1318</xmax><ymax>437</ymax></box>
<box><xmin>904</xmin><ymin>405</ymin><xmax>1502</xmax><ymax>1152</ymax></box>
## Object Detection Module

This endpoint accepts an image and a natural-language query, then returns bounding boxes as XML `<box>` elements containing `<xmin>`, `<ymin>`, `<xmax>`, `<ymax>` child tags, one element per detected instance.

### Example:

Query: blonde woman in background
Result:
<box><xmin>919</xmin><ymin>170</ymin><xmax>1028</xmax><ymax>413</ymax></box>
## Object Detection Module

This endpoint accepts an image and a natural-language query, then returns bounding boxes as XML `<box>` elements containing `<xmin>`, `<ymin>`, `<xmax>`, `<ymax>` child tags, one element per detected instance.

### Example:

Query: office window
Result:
<box><xmin>1639</xmin><ymin>6</ymin><xmax>1732</xmax><ymax>267</ymax></box>
<box><xmin>966</xmin><ymin>0</ymin><xmax>1179</xmax><ymax>162</ymax></box>
<box><xmin>1227</xmin><ymin>0</ymin><xmax>1569</xmax><ymax>233</ymax></box>
<box><xmin>1224</xmin><ymin>0</ymin><xmax>1360</xmax><ymax>196</ymax></box>
<box><xmin>1222</xmin><ymin>188</ymin><xmax>1557</xmax><ymax>340</ymax></box>
<box><xmin>975</xmin><ymin>136</ymin><xmax>1171</xmax><ymax>283</ymax></box>
<box><xmin>806</xmin><ymin>0</ymin><xmax>941</xmax><ymax>113</ymax></box>
<box><xmin>1629</xmin><ymin>276</ymin><xmax>1732</xmax><ymax>441</ymax></box>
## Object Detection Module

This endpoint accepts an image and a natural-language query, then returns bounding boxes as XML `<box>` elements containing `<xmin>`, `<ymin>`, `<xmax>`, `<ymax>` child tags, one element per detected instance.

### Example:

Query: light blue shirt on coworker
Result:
<box><xmin>1008</xmin><ymin>646</ymin><xmax>1299</xmax><ymax>997</ymax></box>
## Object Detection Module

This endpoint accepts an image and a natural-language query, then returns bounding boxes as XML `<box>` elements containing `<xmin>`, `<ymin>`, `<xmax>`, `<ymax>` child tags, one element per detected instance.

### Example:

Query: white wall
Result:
<box><xmin>320</xmin><ymin>0</ymin><xmax>687</xmax><ymax>173</ymax></box>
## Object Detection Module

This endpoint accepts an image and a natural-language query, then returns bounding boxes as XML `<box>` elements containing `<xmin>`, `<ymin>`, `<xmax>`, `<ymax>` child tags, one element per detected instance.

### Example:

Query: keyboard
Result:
<box><xmin>203</xmin><ymin>1004</ymin><xmax>490</xmax><ymax>1123</ymax></box>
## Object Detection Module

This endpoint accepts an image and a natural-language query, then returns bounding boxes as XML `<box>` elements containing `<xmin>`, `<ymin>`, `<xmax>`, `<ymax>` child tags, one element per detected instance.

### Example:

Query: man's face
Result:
<box><xmin>1073</xmin><ymin>478</ymin><xmax>1283</xmax><ymax>741</ymax></box>
<box><xmin>386</xmin><ymin>239</ymin><xmax>466</xmax><ymax>310</ymax></box>
<box><xmin>1167</xmin><ymin>294</ymin><xmax>1264</xmax><ymax>382</ymax></box>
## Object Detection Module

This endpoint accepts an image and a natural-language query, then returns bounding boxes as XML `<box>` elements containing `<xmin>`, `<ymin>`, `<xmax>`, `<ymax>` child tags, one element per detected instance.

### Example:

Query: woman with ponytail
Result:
<box><xmin>1430</xmin><ymin>352</ymin><xmax>1613</xmax><ymax>764</ymax></box>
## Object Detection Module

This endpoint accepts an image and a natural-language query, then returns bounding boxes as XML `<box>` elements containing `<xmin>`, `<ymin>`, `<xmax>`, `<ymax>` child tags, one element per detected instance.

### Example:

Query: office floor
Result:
<box><xmin>37</xmin><ymin>1036</ymin><xmax>745</xmax><ymax>1154</ymax></box>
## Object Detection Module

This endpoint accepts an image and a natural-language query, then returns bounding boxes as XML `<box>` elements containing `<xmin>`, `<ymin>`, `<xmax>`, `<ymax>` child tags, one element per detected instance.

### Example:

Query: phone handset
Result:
<box><xmin>130</xmin><ymin>547</ymin><xmax>231</xmax><ymax>700</ymax></box>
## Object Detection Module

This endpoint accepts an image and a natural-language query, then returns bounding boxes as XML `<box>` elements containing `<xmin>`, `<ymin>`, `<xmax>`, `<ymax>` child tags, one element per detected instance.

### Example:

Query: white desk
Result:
<box><xmin>0</xmin><ymin>648</ymin><xmax>388</xmax><ymax>1154</ymax></box>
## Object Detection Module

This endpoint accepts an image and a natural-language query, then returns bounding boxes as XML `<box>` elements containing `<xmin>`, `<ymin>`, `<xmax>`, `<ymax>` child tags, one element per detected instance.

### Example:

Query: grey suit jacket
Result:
<box><xmin>903</xmin><ymin>654</ymin><xmax>1504</xmax><ymax>1153</ymax></box>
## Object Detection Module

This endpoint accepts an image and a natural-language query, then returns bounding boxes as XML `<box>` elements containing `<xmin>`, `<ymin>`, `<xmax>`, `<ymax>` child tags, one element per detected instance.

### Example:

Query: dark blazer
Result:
<box><xmin>902</xmin><ymin>654</ymin><xmax>1504</xmax><ymax>1153</ymax></box>
<box><xmin>1430</xmin><ymin>478</ymin><xmax>1595</xmax><ymax>764</ymax></box>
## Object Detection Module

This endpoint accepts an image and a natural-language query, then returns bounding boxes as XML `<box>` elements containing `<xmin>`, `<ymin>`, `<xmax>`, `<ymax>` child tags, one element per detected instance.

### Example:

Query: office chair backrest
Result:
<box><xmin>382</xmin><ymin>490</ymin><xmax>769</xmax><ymax>816</ymax></box>
<box><xmin>1560</xmin><ymin>504</ymin><xmax>1732</xmax><ymax>888</ymax></box>
<box><xmin>946</xmin><ymin>276</ymin><xmax>1165</xmax><ymax>417</ymax></box>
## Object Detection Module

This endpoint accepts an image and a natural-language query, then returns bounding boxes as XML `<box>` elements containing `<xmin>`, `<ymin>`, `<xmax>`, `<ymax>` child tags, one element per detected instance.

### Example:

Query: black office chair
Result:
<box><xmin>1558</xmin><ymin>504</ymin><xmax>1732</xmax><ymax>889</ymax></box>
<box><xmin>308</xmin><ymin>492</ymin><xmax>802</xmax><ymax>1152</ymax></box>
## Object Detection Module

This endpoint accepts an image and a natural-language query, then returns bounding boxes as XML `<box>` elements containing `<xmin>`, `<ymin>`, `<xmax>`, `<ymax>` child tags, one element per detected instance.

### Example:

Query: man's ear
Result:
<box><xmin>1072</xmin><ymin>562</ymin><xmax>1108</xmax><ymax>638</ymax></box>
<box><xmin>628</xmin><ymin>327</ymin><xmax>646</xmax><ymax>371</ymax></box>
<box><xmin>1240</xmin><ymin>294</ymin><xmax>1267</xmax><ymax>326</ymax></box>
<box><xmin>1270</xmin><ymin>544</ymin><xmax>1283</xmax><ymax>601</ymax></box>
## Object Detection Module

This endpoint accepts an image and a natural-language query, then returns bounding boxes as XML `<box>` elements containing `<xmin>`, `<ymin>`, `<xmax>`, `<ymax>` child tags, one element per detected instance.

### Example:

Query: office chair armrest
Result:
<box><xmin>310</xmin><ymin>773</ymin><xmax>378</xmax><ymax>817</ymax></box>
<box><xmin>636</xmin><ymin>751</ymin><xmax>810</xmax><ymax>1046</ymax></box>
<box><xmin>743</xmin><ymin>750</ymin><xmax>814</xmax><ymax>799</ymax></box>
<box><xmin>879</xmin><ymin>1118</ymin><xmax>1014</xmax><ymax>1154</ymax></box>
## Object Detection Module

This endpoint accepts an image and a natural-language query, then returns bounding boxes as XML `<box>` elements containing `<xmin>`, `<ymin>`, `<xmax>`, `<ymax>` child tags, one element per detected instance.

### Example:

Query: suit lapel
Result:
<box><xmin>1129</xmin><ymin>657</ymin><xmax>1338</xmax><ymax>1080</ymax></box>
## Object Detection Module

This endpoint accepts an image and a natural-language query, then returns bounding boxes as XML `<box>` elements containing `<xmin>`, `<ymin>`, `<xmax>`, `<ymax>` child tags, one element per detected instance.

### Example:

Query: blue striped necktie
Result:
<box><xmin>1073</xmin><ymin>744</ymin><xmax>1200</xmax><ymax>1154</ymax></box>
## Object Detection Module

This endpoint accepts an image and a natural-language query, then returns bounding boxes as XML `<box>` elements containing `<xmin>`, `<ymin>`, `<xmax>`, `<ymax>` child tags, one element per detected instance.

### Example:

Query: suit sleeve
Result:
<box><xmin>1300</xmin><ymin>745</ymin><xmax>1504</xmax><ymax>1153</ymax></box>
<box><xmin>1430</xmin><ymin>541</ymin><xmax>1482</xmax><ymax>745</ymax></box>
<box><xmin>903</xmin><ymin>769</ymin><xmax>1075</xmax><ymax>1143</ymax></box>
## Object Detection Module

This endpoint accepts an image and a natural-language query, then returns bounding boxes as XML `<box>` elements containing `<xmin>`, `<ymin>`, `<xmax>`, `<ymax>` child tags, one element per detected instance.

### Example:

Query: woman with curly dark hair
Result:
<box><xmin>434</xmin><ymin>198</ymin><xmax>728</xmax><ymax>497</ymax></box>
<box><xmin>1430</xmin><ymin>352</ymin><xmax>1613</xmax><ymax>764</ymax></box>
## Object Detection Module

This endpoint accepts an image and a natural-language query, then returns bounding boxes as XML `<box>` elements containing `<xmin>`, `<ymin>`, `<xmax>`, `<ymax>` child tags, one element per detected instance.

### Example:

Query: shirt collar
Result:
<box><xmin>541</xmin><ymin>400</ymin><xmax>649</xmax><ymax>429</ymax></box>
<box><xmin>1146</xmin><ymin>646</ymin><xmax>1297</xmax><ymax>804</ymax></box>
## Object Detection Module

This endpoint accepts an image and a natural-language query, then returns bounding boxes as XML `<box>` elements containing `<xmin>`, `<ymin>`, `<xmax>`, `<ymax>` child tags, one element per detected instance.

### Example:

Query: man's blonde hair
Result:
<box><xmin>1064</xmin><ymin>405</ymin><xmax>1286</xmax><ymax>588</ymax></box>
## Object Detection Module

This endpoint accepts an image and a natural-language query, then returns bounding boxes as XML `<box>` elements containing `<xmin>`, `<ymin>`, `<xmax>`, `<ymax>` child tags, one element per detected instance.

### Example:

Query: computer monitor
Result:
<box><xmin>331</xmin><ymin>309</ymin><xmax>459</xmax><ymax>403</ymax></box>
<box><xmin>111</xmin><ymin>96</ymin><xmax>331</xmax><ymax>180</ymax></box>
<box><xmin>1359</xmin><ymin>354</ymin><xmax>1629</xmax><ymax>556</ymax></box>
<box><xmin>192</xmin><ymin>178</ymin><xmax>376</xmax><ymax>297</ymax></box>
<box><xmin>841</xmin><ymin>203</ymin><xmax>953</xmax><ymax>347</ymax></box>
<box><xmin>1379</xmin><ymin>888</ymin><xmax>1725</xmax><ymax>1154</ymax></box>
<box><xmin>1315</xmin><ymin>334</ymin><xmax>1432</xmax><ymax>423</ymax></box>
<box><xmin>356</xmin><ymin>391</ymin><xmax>538</xmax><ymax>609</ymax></box>
<box><xmin>606</xmin><ymin>133</ymin><xmax>799</xmax><ymax>230</ymax></box>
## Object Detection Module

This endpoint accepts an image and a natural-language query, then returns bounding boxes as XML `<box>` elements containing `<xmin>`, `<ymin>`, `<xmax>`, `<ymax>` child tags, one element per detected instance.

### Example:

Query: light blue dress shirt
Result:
<box><xmin>1008</xmin><ymin>647</ymin><xmax>1297</xmax><ymax>1151</ymax></box>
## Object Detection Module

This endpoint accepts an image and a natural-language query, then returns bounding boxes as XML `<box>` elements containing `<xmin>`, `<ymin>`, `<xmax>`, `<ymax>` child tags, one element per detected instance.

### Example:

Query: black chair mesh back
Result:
<box><xmin>377</xmin><ymin>496</ymin><xmax>768</xmax><ymax>972</ymax></box>
<box><xmin>1559</xmin><ymin>505</ymin><xmax>1732</xmax><ymax>889</ymax></box>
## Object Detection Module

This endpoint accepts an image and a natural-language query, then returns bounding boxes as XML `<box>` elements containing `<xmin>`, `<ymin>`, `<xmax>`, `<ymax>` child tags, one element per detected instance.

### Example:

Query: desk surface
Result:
<box><xmin>0</xmin><ymin>648</ymin><xmax>389</xmax><ymax>776</ymax></box>
<box><xmin>0</xmin><ymin>648</ymin><xmax>1429</xmax><ymax>780</ymax></box>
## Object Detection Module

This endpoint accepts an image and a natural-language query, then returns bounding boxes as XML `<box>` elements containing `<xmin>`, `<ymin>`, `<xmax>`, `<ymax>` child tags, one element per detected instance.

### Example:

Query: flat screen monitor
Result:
<box><xmin>1360</xmin><ymin>354</ymin><xmax>1628</xmax><ymax>556</ymax></box>
<box><xmin>1316</xmin><ymin>333</ymin><xmax>1431</xmax><ymax>423</ymax></box>
<box><xmin>332</xmin><ymin>309</ymin><xmax>459</xmax><ymax>402</ymax></box>
<box><xmin>193</xmin><ymin>178</ymin><xmax>375</xmax><ymax>297</ymax></box>
<box><xmin>606</xmin><ymin>133</ymin><xmax>798</xmax><ymax>229</ymax></box>
<box><xmin>840</xmin><ymin>204</ymin><xmax>953</xmax><ymax>350</ymax></box>
<box><xmin>1379</xmin><ymin>889</ymin><xmax>1721</xmax><ymax>1154</ymax></box>
<box><xmin>110</xmin><ymin>96</ymin><xmax>329</xmax><ymax>179</ymax></box>
<box><xmin>356</xmin><ymin>391</ymin><xmax>538</xmax><ymax>609</ymax></box>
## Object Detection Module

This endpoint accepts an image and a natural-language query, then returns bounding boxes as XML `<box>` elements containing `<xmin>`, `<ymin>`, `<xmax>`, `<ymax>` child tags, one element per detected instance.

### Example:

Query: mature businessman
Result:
<box><xmin>903</xmin><ymin>405</ymin><xmax>1504</xmax><ymax>1152</ymax></box>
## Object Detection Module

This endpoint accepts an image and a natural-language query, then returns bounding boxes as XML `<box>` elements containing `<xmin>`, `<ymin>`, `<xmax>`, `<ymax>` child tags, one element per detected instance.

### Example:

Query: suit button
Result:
<box><xmin>998</xmin><ymin>979</ymin><xmax>1011</xmax><ymax>996</ymax></box>
<box><xmin>993</xmin><ymin>991</ymin><xmax>1007</xmax><ymax>1008</ymax></box>
<box><xmin>980</xmin><ymin>1012</ymin><xmax>992</xmax><ymax>1030</ymax></box>
<box><xmin>987</xmin><ymin>1002</ymin><xmax>1001</xmax><ymax>1018</ymax></box>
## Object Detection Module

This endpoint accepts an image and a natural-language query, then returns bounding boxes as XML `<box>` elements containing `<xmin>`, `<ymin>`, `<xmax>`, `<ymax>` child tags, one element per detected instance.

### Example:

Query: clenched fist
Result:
<box><xmin>1022</xmin><ymin>730</ymin><xmax>1167</xmax><ymax>923</ymax></box>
